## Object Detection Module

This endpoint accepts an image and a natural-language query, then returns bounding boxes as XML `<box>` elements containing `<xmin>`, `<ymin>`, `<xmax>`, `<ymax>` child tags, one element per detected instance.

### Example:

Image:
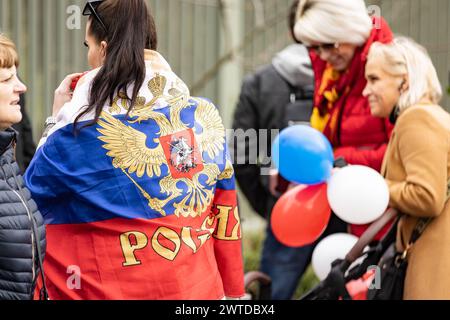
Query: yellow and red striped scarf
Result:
<box><xmin>310</xmin><ymin>65</ymin><xmax>341</xmax><ymax>133</ymax></box>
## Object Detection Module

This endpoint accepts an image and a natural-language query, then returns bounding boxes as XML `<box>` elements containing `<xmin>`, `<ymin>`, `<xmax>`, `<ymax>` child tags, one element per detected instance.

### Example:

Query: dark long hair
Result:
<box><xmin>74</xmin><ymin>0</ymin><xmax>158</xmax><ymax>130</ymax></box>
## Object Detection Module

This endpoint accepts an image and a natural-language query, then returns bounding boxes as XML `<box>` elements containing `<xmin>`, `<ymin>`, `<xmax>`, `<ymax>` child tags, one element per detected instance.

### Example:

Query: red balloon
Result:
<box><xmin>271</xmin><ymin>183</ymin><xmax>331</xmax><ymax>247</ymax></box>
<box><xmin>70</xmin><ymin>71</ymin><xmax>89</xmax><ymax>91</ymax></box>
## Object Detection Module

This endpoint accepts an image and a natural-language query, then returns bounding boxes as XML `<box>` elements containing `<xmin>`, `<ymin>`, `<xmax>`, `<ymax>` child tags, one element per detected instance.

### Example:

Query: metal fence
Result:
<box><xmin>1</xmin><ymin>0</ymin><xmax>449</xmax><ymax>142</ymax></box>
<box><xmin>0</xmin><ymin>0</ymin><xmax>293</xmax><ymax>140</ymax></box>
<box><xmin>1</xmin><ymin>0</ymin><xmax>90</xmax><ymax>139</ymax></box>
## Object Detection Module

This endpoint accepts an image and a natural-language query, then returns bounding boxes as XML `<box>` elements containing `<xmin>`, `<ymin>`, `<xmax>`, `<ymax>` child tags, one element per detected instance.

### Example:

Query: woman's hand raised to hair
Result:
<box><xmin>52</xmin><ymin>73</ymin><xmax>84</xmax><ymax>117</ymax></box>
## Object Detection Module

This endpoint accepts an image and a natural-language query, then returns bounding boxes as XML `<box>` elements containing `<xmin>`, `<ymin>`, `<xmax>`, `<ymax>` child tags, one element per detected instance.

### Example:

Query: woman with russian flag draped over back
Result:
<box><xmin>265</xmin><ymin>0</ymin><xmax>394</xmax><ymax>296</ymax></box>
<box><xmin>25</xmin><ymin>0</ymin><xmax>245</xmax><ymax>300</ymax></box>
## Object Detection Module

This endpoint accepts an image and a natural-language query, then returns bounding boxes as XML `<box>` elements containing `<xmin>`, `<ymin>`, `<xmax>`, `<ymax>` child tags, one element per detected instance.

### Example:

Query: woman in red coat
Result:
<box><xmin>294</xmin><ymin>0</ymin><xmax>394</xmax><ymax>238</ymax></box>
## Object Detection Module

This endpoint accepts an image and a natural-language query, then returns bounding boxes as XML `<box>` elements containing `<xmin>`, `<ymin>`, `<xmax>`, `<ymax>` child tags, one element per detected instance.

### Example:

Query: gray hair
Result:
<box><xmin>294</xmin><ymin>0</ymin><xmax>373</xmax><ymax>46</ymax></box>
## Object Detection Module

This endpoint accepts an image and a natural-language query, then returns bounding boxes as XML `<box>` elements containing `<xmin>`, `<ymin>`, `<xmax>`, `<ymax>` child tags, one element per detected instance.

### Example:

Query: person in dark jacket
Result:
<box><xmin>0</xmin><ymin>34</ymin><xmax>46</xmax><ymax>300</ymax></box>
<box><xmin>232</xmin><ymin>0</ymin><xmax>314</xmax><ymax>219</ymax></box>
<box><xmin>231</xmin><ymin>0</ymin><xmax>316</xmax><ymax>299</ymax></box>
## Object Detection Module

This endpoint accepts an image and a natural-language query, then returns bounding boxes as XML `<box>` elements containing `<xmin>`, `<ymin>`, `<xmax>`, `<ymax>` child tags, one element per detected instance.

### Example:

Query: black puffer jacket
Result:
<box><xmin>0</xmin><ymin>129</ymin><xmax>46</xmax><ymax>300</ymax></box>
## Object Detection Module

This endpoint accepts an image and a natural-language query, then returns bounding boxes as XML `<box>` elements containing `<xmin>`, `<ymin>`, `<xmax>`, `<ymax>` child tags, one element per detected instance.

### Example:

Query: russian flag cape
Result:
<box><xmin>25</xmin><ymin>50</ymin><xmax>245</xmax><ymax>300</ymax></box>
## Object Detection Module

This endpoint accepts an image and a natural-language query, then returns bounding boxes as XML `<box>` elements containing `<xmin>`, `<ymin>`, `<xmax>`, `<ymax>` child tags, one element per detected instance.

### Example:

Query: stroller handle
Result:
<box><xmin>345</xmin><ymin>208</ymin><xmax>398</xmax><ymax>264</ymax></box>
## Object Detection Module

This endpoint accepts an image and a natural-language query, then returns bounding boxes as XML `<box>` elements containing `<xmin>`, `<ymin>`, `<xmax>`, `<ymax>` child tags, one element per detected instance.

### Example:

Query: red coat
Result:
<box><xmin>310</xmin><ymin>18</ymin><xmax>394</xmax><ymax>239</ymax></box>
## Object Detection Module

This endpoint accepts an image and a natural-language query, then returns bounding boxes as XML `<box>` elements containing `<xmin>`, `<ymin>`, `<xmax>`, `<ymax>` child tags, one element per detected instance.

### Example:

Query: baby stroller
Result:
<box><xmin>244</xmin><ymin>208</ymin><xmax>399</xmax><ymax>300</ymax></box>
<box><xmin>300</xmin><ymin>207</ymin><xmax>399</xmax><ymax>300</ymax></box>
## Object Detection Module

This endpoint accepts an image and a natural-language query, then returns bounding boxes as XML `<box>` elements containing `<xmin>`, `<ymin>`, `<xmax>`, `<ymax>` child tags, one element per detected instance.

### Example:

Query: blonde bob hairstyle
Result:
<box><xmin>367</xmin><ymin>36</ymin><xmax>442</xmax><ymax>111</ymax></box>
<box><xmin>0</xmin><ymin>34</ymin><xmax>19</xmax><ymax>69</ymax></box>
<box><xmin>294</xmin><ymin>0</ymin><xmax>373</xmax><ymax>46</ymax></box>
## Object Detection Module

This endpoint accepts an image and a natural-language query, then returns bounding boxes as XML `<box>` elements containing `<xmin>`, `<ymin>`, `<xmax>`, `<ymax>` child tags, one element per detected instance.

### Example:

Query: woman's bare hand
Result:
<box><xmin>52</xmin><ymin>73</ymin><xmax>84</xmax><ymax>116</ymax></box>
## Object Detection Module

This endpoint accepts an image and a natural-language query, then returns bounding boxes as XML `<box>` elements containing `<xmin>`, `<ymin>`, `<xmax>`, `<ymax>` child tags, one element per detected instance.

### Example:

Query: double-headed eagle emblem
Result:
<box><xmin>96</xmin><ymin>74</ymin><xmax>231</xmax><ymax>218</ymax></box>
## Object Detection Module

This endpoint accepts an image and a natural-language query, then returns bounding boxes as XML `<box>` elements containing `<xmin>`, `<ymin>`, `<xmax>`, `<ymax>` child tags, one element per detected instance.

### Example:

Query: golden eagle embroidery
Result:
<box><xmin>96</xmin><ymin>75</ymin><xmax>226</xmax><ymax>218</ymax></box>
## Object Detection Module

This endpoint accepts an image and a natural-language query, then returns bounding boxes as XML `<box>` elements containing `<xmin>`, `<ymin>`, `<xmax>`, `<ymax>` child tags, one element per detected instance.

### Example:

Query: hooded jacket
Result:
<box><xmin>0</xmin><ymin>128</ymin><xmax>46</xmax><ymax>300</ymax></box>
<box><xmin>232</xmin><ymin>44</ymin><xmax>314</xmax><ymax>218</ymax></box>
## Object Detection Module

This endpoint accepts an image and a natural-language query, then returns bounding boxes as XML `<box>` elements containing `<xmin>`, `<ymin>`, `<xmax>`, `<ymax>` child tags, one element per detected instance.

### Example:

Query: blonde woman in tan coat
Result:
<box><xmin>363</xmin><ymin>36</ymin><xmax>450</xmax><ymax>300</ymax></box>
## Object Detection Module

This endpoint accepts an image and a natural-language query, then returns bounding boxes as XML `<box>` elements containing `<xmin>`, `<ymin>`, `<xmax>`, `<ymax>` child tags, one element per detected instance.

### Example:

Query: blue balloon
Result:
<box><xmin>272</xmin><ymin>125</ymin><xmax>334</xmax><ymax>185</ymax></box>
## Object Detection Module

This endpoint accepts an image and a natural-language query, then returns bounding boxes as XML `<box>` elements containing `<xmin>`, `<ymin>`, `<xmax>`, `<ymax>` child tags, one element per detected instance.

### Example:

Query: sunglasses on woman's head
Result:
<box><xmin>83</xmin><ymin>0</ymin><xmax>108</xmax><ymax>33</ymax></box>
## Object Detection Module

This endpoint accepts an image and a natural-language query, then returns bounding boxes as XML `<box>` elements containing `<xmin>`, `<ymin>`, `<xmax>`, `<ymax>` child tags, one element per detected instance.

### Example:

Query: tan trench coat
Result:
<box><xmin>381</xmin><ymin>103</ymin><xmax>450</xmax><ymax>300</ymax></box>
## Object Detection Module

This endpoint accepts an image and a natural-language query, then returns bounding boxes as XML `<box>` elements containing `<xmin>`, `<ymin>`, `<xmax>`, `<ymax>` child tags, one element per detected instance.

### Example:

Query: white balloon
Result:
<box><xmin>312</xmin><ymin>233</ymin><xmax>359</xmax><ymax>281</ymax></box>
<box><xmin>327</xmin><ymin>165</ymin><xmax>389</xmax><ymax>225</ymax></box>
